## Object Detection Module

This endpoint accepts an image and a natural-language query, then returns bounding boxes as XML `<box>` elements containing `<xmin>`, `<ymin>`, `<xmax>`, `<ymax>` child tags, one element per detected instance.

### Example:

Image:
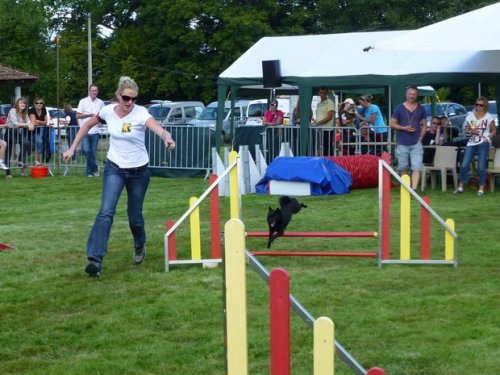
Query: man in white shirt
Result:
<box><xmin>77</xmin><ymin>85</ymin><xmax>105</xmax><ymax>177</ymax></box>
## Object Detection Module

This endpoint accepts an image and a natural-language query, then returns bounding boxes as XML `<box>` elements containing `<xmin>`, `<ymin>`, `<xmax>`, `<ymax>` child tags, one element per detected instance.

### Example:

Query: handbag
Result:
<box><xmin>493</xmin><ymin>133</ymin><xmax>500</xmax><ymax>148</ymax></box>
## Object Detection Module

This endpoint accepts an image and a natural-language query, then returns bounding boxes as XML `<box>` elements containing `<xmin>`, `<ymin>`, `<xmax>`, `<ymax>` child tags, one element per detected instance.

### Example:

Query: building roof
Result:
<box><xmin>0</xmin><ymin>63</ymin><xmax>38</xmax><ymax>85</ymax></box>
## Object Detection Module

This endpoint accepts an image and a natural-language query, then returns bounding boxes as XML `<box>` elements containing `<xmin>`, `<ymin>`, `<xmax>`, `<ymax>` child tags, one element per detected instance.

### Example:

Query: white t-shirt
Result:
<box><xmin>315</xmin><ymin>98</ymin><xmax>335</xmax><ymax>129</ymax></box>
<box><xmin>98</xmin><ymin>104</ymin><xmax>153</xmax><ymax>168</ymax></box>
<box><xmin>465</xmin><ymin>111</ymin><xmax>495</xmax><ymax>146</ymax></box>
<box><xmin>77</xmin><ymin>96</ymin><xmax>105</xmax><ymax>135</ymax></box>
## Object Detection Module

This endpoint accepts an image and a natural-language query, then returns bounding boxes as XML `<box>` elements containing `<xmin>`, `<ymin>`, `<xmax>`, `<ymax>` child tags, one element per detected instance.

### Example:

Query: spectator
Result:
<box><xmin>28</xmin><ymin>97</ymin><xmax>49</xmax><ymax>165</ymax></box>
<box><xmin>0</xmin><ymin>139</ymin><xmax>9</xmax><ymax>170</ymax></box>
<box><xmin>338</xmin><ymin>98</ymin><xmax>356</xmax><ymax>155</ymax></box>
<box><xmin>454</xmin><ymin>96</ymin><xmax>496</xmax><ymax>196</ymax></box>
<box><xmin>77</xmin><ymin>85</ymin><xmax>105</xmax><ymax>177</ymax></box>
<box><xmin>292</xmin><ymin>101</ymin><xmax>301</xmax><ymax>125</ymax></box>
<box><xmin>355</xmin><ymin>94</ymin><xmax>388</xmax><ymax>155</ymax></box>
<box><xmin>311</xmin><ymin>87</ymin><xmax>335</xmax><ymax>155</ymax></box>
<box><xmin>390</xmin><ymin>85</ymin><xmax>427</xmax><ymax>190</ymax></box>
<box><xmin>62</xmin><ymin>76</ymin><xmax>176</xmax><ymax>278</ymax></box>
<box><xmin>358</xmin><ymin>126</ymin><xmax>376</xmax><ymax>155</ymax></box>
<box><xmin>262</xmin><ymin>99</ymin><xmax>283</xmax><ymax>126</ymax></box>
<box><xmin>63</xmin><ymin>103</ymin><xmax>79</xmax><ymax>161</ymax></box>
<box><xmin>421</xmin><ymin>115</ymin><xmax>442</xmax><ymax>164</ymax></box>
<box><xmin>6</xmin><ymin>97</ymin><xmax>33</xmax><ymax>176</ymax></box>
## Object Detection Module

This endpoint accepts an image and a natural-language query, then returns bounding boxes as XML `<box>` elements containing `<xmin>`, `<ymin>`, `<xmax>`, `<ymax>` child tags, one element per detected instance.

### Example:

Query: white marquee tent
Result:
<box><xmin>373</xmin><ymin>2</ymin><xmax>500</xmax><ymax>52</ymax></box>
<box><xmin>216</xmin><ymin>4</ymin><xmax>500</xmax><ymax>152</ymax></box>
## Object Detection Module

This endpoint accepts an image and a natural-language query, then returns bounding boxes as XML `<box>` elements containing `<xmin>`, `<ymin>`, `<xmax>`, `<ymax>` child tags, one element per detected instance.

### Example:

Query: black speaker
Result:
<box><xmin>262</xmin><ymin>60</ymin><xmax>282</xmax><ymax>88</ymax></box>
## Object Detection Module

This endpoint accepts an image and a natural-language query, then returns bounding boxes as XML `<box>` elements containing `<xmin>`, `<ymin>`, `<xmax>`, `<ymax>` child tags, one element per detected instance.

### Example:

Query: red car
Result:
<box><xmin>0</xmin><ymin>104</ymin><xmax>12</xmax><ymax>125</ymax></box>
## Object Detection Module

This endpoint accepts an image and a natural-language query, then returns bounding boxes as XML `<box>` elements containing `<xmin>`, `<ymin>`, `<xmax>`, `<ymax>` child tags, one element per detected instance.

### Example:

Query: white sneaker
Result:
<box><xmin>34</xmin><ymin>161</ymin><xmax>41</xmax><ymax>166</ymax></box>
<box><xmin>0</xmin><ymin>161</ymin><xmax>8</xmax><ymax>170</ymax></box>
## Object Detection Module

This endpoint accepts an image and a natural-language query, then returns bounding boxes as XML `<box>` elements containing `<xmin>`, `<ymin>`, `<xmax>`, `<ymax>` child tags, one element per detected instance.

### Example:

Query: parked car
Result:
<box><xmin>147</xmin><ymin>101</ymin><xmax>204</xmax><ymax>125</ymax></box>
<box><xmin>421</xmin><ymin>102</ymin><xmax>467</xmax><ymax>131</ymax></box>
<box><xmin>0</xmin><ymin>103</ymin><xmax>11</xmax><ymax>126</ymax></box>
<box><xmin>488</xmin><ymin>100</ymin><xmax>497</xmax><ymax>123</ymax></box>
<box><xmin>187</xmin><ymin>100</ymin><xmax>249</xmax><ymax>142</ymax></box>
<box><xmin>46</xmin><ymin>107</ymin><xmax>69</xmax><ymax>137</ymax></box>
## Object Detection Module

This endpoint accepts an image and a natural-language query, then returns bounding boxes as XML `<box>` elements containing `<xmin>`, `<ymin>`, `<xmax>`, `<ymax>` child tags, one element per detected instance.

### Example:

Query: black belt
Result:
<box><xmin>107</xmin><ymin>159</ymin><xmax>148</xmax><ymax>173</ymax></box>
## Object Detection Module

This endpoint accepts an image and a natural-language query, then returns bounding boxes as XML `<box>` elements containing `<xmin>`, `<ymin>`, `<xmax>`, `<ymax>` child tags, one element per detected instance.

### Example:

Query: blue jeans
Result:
<box><xmin>82</xmin><ymin>133</ymin><xmax>100</xmax><ymax>175</ymax></box>
<box><xmin>86</xmin><ymin>160</ymin><xmax>150</xmax><ymax>264</ymax></box>
<box><xmin>459</xmin><ymin>142</ymin><xmax>490</xmax><ymax>186</ymax></box>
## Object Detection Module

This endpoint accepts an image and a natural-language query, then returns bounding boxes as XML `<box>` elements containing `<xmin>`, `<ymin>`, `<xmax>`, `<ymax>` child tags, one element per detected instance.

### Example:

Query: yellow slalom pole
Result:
<box><xmin>400</xmin><ymin>175</ymin><xmax>411</xmax><ymax>260</ymax></box>
<box><xmin>314</xmin><ymin>317</ymin><xmax>334</xmax><ymax>375</ymax></box>
<box><xmin>229</xmin><ymin>151</ymin><xmax>240</xmax><ymax>219</ymax></box>
<box><xmin>225</xmin><ymin>218</ymin><xmax>248</xmax><ymax>375</ymax></box>
<box><xmin>189</xmin><ymin>196</ymin><xmax>201</xmax><ymax>260</ymax></box>
<box><xmin>445</xmin><ymin>218</ymin><xmax>455</xmax><ymax>261</ymax></box>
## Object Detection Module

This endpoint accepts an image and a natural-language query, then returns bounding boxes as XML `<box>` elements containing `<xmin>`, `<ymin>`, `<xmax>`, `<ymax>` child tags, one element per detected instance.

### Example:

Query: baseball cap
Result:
<box><xmin>343</xmin><ymin>98</ymin><xmax>355</xmax><ymax>104</ymax></box>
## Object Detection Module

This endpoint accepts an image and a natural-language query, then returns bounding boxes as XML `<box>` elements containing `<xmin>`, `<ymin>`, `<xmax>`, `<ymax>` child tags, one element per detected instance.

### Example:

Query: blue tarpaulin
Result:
<box><xmin>256</xmin><ymin>157</ymin><xmax>352</xmax><ymax>195</ymax></box>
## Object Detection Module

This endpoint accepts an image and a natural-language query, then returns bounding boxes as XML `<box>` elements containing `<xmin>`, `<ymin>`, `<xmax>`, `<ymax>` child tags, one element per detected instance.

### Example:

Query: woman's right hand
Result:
<box><xmin>62</xmin><ymin>149</ymin><xmax>74</xmax><ymax>163</ymax></box>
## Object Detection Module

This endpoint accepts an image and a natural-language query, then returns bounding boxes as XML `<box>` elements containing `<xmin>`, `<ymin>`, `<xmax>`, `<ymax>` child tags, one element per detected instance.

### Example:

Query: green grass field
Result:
<box><xmin>1</xmin><ymin>174</ymin><xmax>499</xmax><ymax>374</ymax></box>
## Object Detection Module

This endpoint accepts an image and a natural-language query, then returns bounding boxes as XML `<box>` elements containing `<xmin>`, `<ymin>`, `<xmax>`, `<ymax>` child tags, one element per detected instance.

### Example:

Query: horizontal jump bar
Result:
<box><xmin>250</xmin><ymin>251</ymin><xmax>378</xmax><ymax>257</ymax></box>
<box><xmin>247</xmin><ymin>231</ymin><xmax>378</xmax><ymax>238</ymax></box>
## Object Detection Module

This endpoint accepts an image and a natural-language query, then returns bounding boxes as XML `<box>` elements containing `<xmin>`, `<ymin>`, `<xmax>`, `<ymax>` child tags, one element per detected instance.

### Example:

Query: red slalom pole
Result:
<box><xmin>270</xmin><ymin>268</ymin><xmax>290</xmax><ymax>375</ymax></box>
<box><xmin>421</xmin><ymin>196</ymin><xmax>431</xmax><ymax>260</ymax></box>
<box><xmin>209</xmin><ymin>174</ymin><xmax>221</xmax><ymax>259</ymax></box>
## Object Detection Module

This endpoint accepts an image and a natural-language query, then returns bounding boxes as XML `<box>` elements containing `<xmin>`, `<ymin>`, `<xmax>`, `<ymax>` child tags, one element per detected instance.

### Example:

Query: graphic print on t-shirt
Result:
<box><xmin>122</xmin><ymin>122</ymin><xmax>131</xmax><ymax>133</ymax></box>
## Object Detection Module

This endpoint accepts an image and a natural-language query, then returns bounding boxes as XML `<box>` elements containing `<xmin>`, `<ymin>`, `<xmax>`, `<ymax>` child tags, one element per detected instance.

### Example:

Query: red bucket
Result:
<box><xmin>31</xmin><ymin>166</ymin><xmax>49</xmax><ymax>178</ymax></box>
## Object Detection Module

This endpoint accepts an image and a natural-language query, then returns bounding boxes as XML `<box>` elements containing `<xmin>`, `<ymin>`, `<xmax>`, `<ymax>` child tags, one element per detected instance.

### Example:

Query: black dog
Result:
<box><xmin>267</xmin><ymin>196</ymin><xmax>307</xmax><ymax>248</ymax></box>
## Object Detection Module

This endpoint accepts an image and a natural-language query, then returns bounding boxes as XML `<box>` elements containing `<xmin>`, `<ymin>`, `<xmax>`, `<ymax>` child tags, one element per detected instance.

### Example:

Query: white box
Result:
<box><xmin>269</xmin><ymin>180</ymin><xmax>311</xmax><ymax>196</ymax></box>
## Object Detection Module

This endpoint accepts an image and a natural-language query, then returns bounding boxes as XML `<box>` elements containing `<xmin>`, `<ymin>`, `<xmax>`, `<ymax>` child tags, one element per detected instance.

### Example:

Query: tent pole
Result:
<box><xmin>216</xmin><ymin>84</ymin><xmax>229</xmax><ymax>150</ymax></box>
<box><xmin>298</xmin><ymin>86</ymin><xmax>312</xmax><ymax>156</ymax></box>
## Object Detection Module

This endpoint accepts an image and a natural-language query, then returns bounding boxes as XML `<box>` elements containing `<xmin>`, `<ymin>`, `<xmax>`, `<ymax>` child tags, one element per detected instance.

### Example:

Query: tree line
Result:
<box><xmin>0</xmin><ymin>0</ymin><xmax>496</xmax><ymax>106</ymax></box>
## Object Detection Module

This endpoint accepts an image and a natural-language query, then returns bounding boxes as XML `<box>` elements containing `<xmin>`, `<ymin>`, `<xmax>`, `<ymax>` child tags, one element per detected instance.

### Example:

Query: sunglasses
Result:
<box><xmin>270</xmin><ymin>103</ymin><xmax>277</xmax><ymax>106</ymax></box>
<box><xmin>475</xmin><ymin>103</ymin><xmax>485</xmax><ymax>107</ymax></box>
<box><xmin>36</xmin><ymin>102</ymin><xmax>44</xmax><ymax>105</ymax></box>
<box><xmin>120</xmin><ymin>94</ymin><xmax>138</xmax><ymax>103</ymax></box>
<box><xmin>431</xmin><ymin>121</ymin><xmax>440</xmax><ymax>125</ymax></box>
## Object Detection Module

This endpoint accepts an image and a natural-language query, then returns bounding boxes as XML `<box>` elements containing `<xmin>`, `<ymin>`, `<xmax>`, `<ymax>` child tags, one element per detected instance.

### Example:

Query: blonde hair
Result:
<box><xmin>116</xmin><ymin>76</ymin><xmax>138</xmax><ymax>95</ymax></box>
<box><xmin>475</xmin><ymin>96</ymin><xmax>489</xmax><ymax>111</ymax></box>
<box><xmin>14</xmin><ymin>97</ymin><xmax>29</xmax><ymax>120</ymax></box>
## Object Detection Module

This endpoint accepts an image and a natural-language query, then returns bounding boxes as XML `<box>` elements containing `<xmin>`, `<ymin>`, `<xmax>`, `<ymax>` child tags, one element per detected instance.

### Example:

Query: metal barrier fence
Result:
<box><xmin>0</xmin><ymin>122</ymin><xmax>465</xmax><ymax>177</ymax></box>
<box><xmin>1</xmin><ymin>124</ymin><xmax>216</xmax><ymax>177</ymax></box>
<box><xmin>261</xmin><ymin>125</ymin><xmax>393</xmax><ymax>163</ymax></box>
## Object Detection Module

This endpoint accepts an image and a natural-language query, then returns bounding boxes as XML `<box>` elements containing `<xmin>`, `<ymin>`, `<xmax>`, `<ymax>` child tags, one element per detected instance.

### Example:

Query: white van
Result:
<box><xmin>187</xmin><ymin>100</ymin><xmax>249</xmax><ymax>142</ymax></box>
<box><xmin>147</xmin><ymin>101</ymin><xmax>205</xmax><ymax>125</ymax></box>
<box><xmin>245</xmin><ymin>99</ymin><xmax>268</xmax><ymax>126</ymax></box>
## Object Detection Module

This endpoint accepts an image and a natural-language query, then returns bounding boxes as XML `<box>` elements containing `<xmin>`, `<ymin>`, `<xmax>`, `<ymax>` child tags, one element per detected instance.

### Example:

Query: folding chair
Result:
<box><xmin>421</xmin><ymin>146</ymin><xmax>458</xmax><ymax>192</ymax></box>
<box><xmin>487</xmin><ymin>148</ymin><xmax>500</xmax><ymax>192</ymax></box>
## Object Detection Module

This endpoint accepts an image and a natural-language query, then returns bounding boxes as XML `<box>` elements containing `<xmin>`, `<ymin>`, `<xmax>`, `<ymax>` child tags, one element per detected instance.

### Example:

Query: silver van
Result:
<box><xmin>187</xmin><ymin>100</ymin><xmax>249</xmax><ymax>142</ymax></box>
<box><xmin>147</xmin><ymin>101</ymin><xmax>205</xmax><ymax>125</ymax></box>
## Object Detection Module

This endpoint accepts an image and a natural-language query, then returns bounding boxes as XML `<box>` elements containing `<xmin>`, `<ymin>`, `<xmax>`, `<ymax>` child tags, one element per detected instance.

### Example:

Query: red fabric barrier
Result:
<box><xmin>326</xmin><ymin>155</ymin><xmax>380</xmax><ymax>190</ymax></box>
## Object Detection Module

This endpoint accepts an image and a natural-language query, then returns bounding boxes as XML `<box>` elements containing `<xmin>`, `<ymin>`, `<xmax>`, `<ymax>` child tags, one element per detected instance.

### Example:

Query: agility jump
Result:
<box><xmin>164</xmin><ymin>151</ymin><xmax>458</xmax><ymax>270</ymax></box>
<box><xmin>224</xmin><ymin>218</ymin><xmax>386</xmax><ymax>375</ymax></box>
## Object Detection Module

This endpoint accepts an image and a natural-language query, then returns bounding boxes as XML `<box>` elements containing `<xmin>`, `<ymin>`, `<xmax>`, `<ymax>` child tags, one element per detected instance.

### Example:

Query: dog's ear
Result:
<box><xmin>269</xmin><ymin>206</ymin><xmax>273</xmax><ymax>212</ymax></box>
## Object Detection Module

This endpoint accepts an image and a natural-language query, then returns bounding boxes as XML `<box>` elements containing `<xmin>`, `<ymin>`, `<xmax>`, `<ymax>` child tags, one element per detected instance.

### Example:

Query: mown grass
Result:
<box><xmin>0</xmin><ymin>174</ymin><xmax>499</xmax><ymax>374</ymax></box>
